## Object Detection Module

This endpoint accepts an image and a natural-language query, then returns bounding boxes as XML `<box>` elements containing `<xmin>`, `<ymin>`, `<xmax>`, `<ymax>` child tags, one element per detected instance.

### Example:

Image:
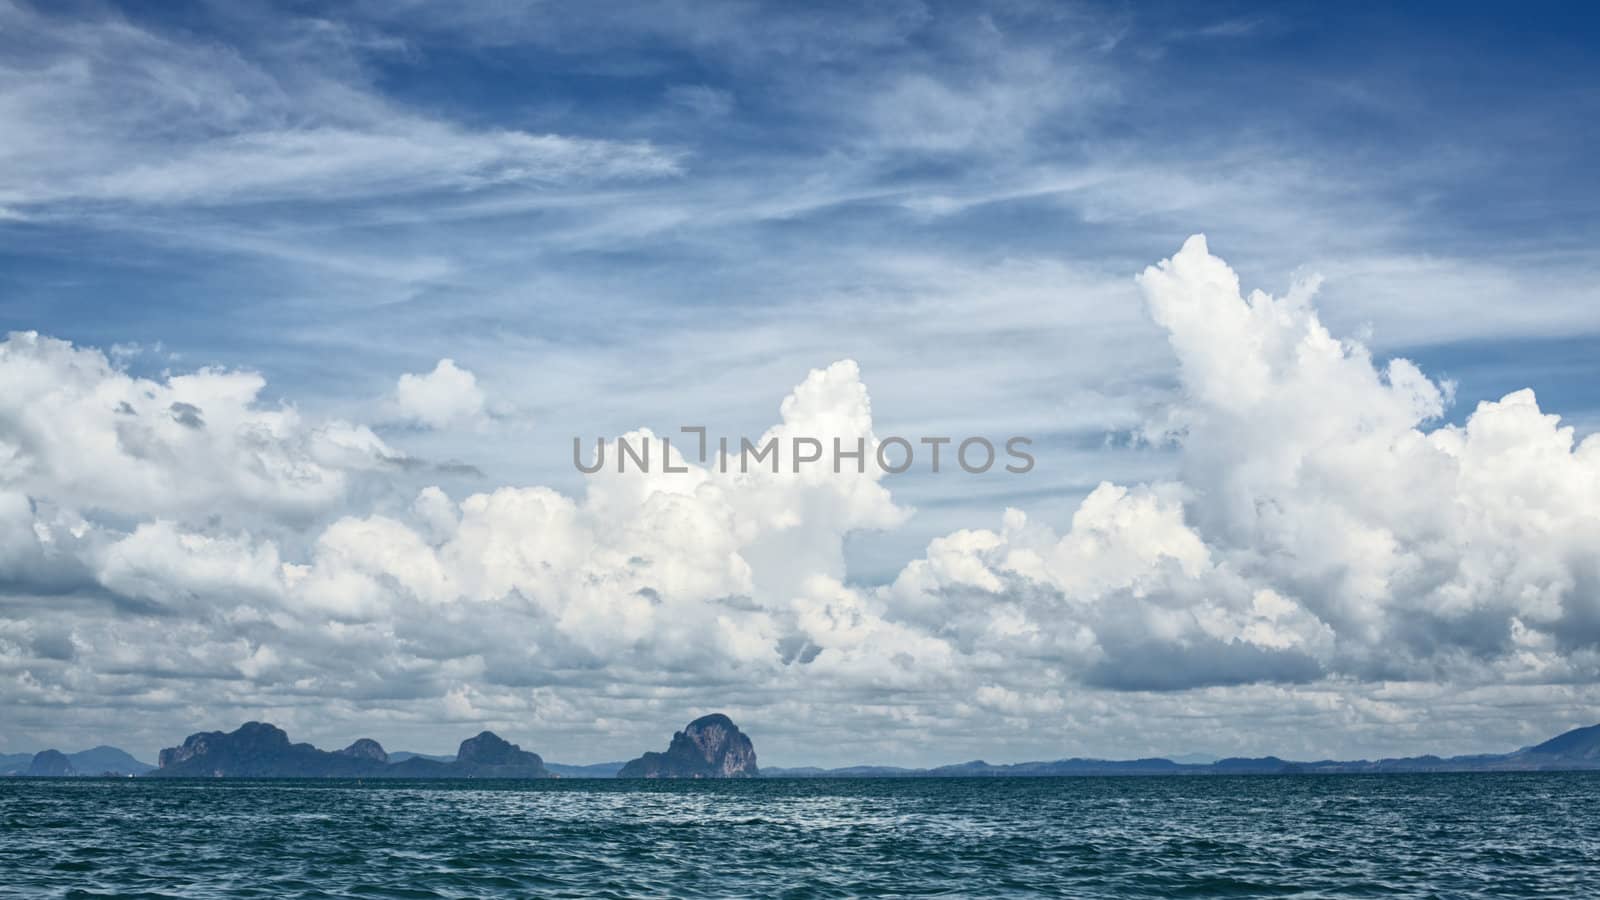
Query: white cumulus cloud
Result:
<box><xmin>392</xmin><ymin>359</ymin><xmax>489</xmax><ymax>430</ymax></box>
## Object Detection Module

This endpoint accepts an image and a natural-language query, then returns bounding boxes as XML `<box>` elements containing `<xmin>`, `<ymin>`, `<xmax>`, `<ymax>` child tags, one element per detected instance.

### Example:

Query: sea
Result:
<box><xmin>2</xmin><ymin>774</ymin><xmax>1596</xmax><ymax>897</ymax></box>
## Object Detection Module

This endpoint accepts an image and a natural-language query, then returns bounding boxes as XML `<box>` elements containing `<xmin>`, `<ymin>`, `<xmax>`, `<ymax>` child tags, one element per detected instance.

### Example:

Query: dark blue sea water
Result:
<box><xmin>2</xmin><ymin>774</ymin><xmax>1597</xmax><ymax>898</ymax></box>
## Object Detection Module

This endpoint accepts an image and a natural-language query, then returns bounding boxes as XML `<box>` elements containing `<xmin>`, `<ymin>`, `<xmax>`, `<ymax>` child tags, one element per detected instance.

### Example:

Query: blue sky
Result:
<box><xmin>7</xmin><ymin>0</ymin><xmax>1598</xmax><ymax>571</ymax></box>
<box><xmin>2</xmin><ymin>1</ymin><xmax>1600</xmax><ymax>766</ymax></box>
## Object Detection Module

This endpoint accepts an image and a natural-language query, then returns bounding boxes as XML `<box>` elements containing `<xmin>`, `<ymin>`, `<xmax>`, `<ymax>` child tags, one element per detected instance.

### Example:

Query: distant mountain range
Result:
<box><xmin>545</xmin><ymin>761</ymin><xmax>626</xmax><ymax>778</ymax></box>
<box><xmin>8</xmin><ymin>719</ymin><xmax>1600</xmax><ymax>779</ymax></box>
<box><xmin>764</xmin><ymin>723</ymin><xmax>1600</xmax><ymax>777</ymax></box>
<box><xmin>386</xmin><ymin>751</ymin><xmax>455</xmax><ymax>764</ymax></box>
<box><xmin>0</xmin><ymin>746</ymin><xmax>154</xmax><ymax>777</ymax></box>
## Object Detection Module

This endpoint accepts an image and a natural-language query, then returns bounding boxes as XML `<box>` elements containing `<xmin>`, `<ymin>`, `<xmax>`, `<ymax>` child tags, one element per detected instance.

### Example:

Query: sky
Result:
<box><xmin>1</xmin><ymin>0</ymin><xmax>1599</xmax><ymax>768</ymax></box>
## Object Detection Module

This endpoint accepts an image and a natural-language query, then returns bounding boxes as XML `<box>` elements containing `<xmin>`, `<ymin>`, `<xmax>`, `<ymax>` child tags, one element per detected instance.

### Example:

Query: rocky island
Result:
<box><xmin>618</xmin><ymin>713</ymin><xmax>759</xmax><ymax>778</ymax></box>
<box><xmin>148</xmin><ymin>722</ymin><xmax>550</xmax><ymax>778</ymax></box>
<box><xmin>25</xmin><ymin>749</ymin><xmax>76</xmax><ymax>777</ymax></box>
<box><xmin>403</xmin><ymin>730</ymin><xmax>551</xmax><ymax>779</ymax></box>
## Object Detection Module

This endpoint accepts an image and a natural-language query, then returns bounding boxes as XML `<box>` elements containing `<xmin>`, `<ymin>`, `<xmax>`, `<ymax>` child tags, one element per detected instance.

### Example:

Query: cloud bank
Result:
<box><xmin>2</xmin><ymin>238</ymin><xmax>1597</xmax><ymax>763</ymax></box>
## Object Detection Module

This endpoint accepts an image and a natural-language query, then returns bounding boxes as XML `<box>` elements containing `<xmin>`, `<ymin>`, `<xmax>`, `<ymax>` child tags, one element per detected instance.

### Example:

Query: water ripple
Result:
<box><xmin>2</xmin><ymin>774</ymin><xmax>1598</xmax><ymax>897</ymax></box>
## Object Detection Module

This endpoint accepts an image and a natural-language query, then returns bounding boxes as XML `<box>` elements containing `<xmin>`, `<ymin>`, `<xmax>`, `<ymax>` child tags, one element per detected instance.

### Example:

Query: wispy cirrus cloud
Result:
<box><xmin>0</xmin><ymin>1</ymin><xmax>679</xmax><ymax>212</ymax></box>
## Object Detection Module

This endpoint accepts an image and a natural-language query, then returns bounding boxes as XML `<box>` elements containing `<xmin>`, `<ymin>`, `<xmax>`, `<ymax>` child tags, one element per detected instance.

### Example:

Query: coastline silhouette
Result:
<box><xmin>8</xmin><ymin>717</ymin><xmax>1600</xmax><ymax>778</ymax></box>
